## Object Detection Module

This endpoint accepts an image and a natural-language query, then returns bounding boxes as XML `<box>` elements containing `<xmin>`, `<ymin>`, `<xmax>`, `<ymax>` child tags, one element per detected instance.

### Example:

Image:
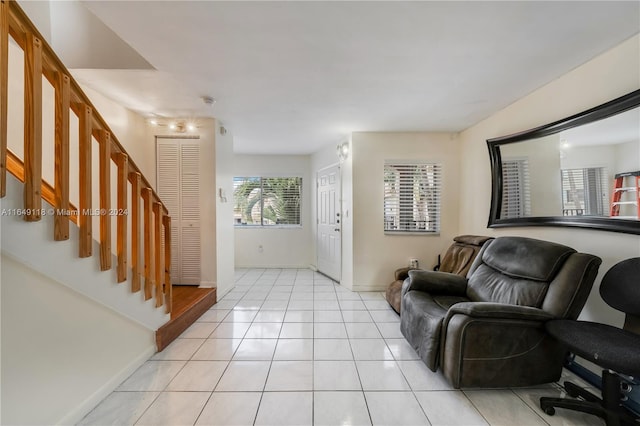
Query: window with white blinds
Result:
<box><xmin>233</xmin><ymin>177</ymin><xmax>302</xmax><ymax>226</ymax></box>
<box><xmin>384</xmin><ymin>162</ymin><xmax>442</xmax><ymax>233</ymax></box>
<box><xmin>501</xmin><ymin>158</ymin><xmax>531</xmax><ymax>219</ymax></box>
<box><xmin>561</xmin><ymin>167</ymin><xmax>608</xmax><ymax>216</ymax></box>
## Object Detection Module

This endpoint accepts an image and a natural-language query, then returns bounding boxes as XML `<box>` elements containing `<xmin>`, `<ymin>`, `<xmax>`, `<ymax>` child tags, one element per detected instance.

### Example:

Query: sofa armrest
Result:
<box><xmin>403</xmin><ymin>270</ymin><xmax>468</xmax><ymax>296</ymax></box>
<box><xmin>447</xmin><ymin>302</ymin><xmax>555</xmax><ymax>322</ymax></box>
<box><xmin>395</xmin><ymin>266</ymin><xmax>420</xmax><ymax>281</ymax></box>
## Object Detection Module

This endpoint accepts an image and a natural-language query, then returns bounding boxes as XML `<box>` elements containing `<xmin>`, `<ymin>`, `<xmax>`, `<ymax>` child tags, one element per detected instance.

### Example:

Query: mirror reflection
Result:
<box><xmin>499</xmin><ymin>106</ymin><xmax>640</xmax><ymax>221</ymax></box>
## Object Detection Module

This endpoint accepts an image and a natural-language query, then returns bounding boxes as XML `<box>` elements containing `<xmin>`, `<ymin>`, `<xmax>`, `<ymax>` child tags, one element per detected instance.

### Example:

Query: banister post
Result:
<box><xmin>142</xmin><ymin>187</ymin><xmax>154</xmax><ymax>301</ymax></box>
<box><xmin>130</xmin><ymin>172</ymin><xmax>142</xmax><ymax>292</ymax></box>
<box><xmin>23</xmin><ymin>32</ymin><xmax>42</xmax><ymax>221</ymax></box>
<box><xmin>163</xmin><ymin>214</ymin><xmax>172</xmax><ymax>314</ymax></box>
<box><xmin>98</xmin><ymin>130</ymin><xmax>111</xmax><ymax>271</ymax></box>
<box><xmin>116</xmin><ymin>153</ymin><xmax>128</xmax><ymax>283</ymax></box>
<box><xmin>54</xmin><ymin>72</ymin><xmax>70</xmax><ymax>240</ymax></box>
<box><xmin>153</xmin><ymin>201</ymin><xmax>164</xmax><ymax>308</ymax></box>
<box><xmin>78</xmin><ymin>104</ymin><xmax>92</xmax><ymax>258</ymax></box>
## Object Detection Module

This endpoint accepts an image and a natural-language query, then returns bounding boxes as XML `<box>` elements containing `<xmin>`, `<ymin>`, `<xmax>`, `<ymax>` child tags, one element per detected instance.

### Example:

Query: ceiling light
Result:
<box><xmin>169</xmin><ymin>123</ymin><xmax>177</xmax><ymax>130</ymax></box>
<box><xmin>149</xmin><ymin>119</ymin><xmax>158</xmax><ymax>126</ymax></box>
<box><xmin>187</xmin><ymin>123</ymin><xmax>196</xmax><ymax>132</ymax></box>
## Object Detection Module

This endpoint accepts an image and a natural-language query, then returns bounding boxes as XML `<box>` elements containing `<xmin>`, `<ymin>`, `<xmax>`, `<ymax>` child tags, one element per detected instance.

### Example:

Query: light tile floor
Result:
<box><xmin>79</xmin><ymin>269</ymin><xmax>605</xmax><ymax>426</ymax></box>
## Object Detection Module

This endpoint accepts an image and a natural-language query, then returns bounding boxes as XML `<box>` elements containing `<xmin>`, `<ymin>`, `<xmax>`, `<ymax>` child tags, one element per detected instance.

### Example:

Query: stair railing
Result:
<box><xmin>0</xmin><ymin>0</ymin><xmax>172</xmax><ymax>313</ymax></box>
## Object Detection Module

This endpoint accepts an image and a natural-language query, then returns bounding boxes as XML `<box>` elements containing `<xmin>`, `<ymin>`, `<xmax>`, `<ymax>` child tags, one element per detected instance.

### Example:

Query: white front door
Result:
<box><xmin>317</xmin><ymin>164</ymin><xmax>341</xmax><ymax>281</ymax></box>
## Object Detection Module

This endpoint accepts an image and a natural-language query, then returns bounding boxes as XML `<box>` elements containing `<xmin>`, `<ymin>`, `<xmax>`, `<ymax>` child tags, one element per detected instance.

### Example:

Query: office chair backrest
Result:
<box><xmin>599</xmin><ymin>257</ymin><xmax>640</xmax><ymax>334</ymax></box>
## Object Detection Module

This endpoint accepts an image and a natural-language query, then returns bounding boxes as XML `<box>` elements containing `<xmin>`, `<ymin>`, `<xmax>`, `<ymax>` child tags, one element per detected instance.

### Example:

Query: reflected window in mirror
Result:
<box><xmin>560</xmin><ymin>167</ymin><xmax>608</xmax><ymax>216</ymax></box>
<box><xmin>487</xmin><ymin>89</ymin><xmax>640</xmax><ymax>235</ymax></box>
<box><xmin>501</xmin><ymin>158</ymin><xmax>531</xmax><ymax>219</ymax></box>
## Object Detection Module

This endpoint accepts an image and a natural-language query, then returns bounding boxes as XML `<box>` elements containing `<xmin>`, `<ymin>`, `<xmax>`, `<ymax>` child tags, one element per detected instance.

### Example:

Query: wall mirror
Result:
<box><xmin>487</xmin><ymin>89</ymin><xmax>640</xmax><ymax>235</ymax></box>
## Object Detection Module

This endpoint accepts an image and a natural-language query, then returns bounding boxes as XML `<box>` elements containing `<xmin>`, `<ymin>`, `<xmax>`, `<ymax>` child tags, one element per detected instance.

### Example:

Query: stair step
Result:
<box><xmin>155</xmin><ymin>286</ymin><xmax>217</xmax><ymax>351</ymax></box>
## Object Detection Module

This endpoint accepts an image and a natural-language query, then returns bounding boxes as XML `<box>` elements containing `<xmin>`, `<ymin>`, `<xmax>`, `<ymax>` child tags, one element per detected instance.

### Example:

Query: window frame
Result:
<box><xmin>383</xmin><ymin>160</ymin><xmax>442</xmax><ymax>235</ymax></box>
<box><xmin>233</xmin><ymin>175</ymin><xmax>303</xmax><ymax>228</ymax></box>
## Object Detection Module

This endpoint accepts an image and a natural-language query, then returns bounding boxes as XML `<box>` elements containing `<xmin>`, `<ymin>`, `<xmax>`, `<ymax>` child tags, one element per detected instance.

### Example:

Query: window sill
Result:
<box><xmin>235</xmin><ymin>225</ymin><xmax>303</xmax><ymax>229</ymax></box>
<box><xmin>384</xmin><ymin>231</ymin><xmax>440</xmax><ymax>236</ymax></box>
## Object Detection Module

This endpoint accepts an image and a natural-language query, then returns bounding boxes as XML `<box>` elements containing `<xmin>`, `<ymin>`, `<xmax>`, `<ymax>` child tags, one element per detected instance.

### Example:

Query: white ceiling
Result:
<box><xmin>71</xmin><ymin>1</ymin><xmax>639</xmax><ymax>155</ymax></box>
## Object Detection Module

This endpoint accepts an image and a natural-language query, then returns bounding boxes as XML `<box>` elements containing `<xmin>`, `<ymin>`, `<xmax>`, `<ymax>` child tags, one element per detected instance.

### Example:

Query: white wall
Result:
<box><xmin>234</xmin><ymin>155</ymin><xmax>313</xmax><ymax>268</ymax></box>
<box><xmin>214</xmin><ymin>121</ymin><xmax>236</xmax><ymax>297</ymax></box>
<box><xmin>1</xmin><ymin>254</ymin><xmax>155</xmax><ymax>426</ymax></box>
<box><xmin>614</xmin><ymin>139</ymin><xmax>640</xmax><ymax>173</ymax></box>
<box><xmin>458</xmin><ymin>34</ymin><xmax>640</xmax><ymax>327</ymax></box>
<box><xmin>82</xmin><ymin>85</ymin><xmax>156</xmax><ymax>186</ymax></box>
<box><xmin>349</xmin><ymin>132</ymin><xmax>460</xmax><ymax>291</ymax></box>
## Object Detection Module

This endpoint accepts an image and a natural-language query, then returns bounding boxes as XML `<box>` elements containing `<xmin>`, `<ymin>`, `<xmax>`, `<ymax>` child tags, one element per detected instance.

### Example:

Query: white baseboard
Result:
<box><xmin>57</xmin><ymin>344</ymin><xmax>156</xmax><ymax>425</ymax></box>
<box><xmin>199</xmin><ymin>280</ymin><xmax>216</xmax><ymax>288</ymax></box>
<box><xmin>234</xmin><ymin>264</ymin><xmax>311</xmax><ymax>269</ymax></box>
<box><xmin>351</xmin><ymin>284</ymin><xmax>387</xmax><ymax>293</ymax></box>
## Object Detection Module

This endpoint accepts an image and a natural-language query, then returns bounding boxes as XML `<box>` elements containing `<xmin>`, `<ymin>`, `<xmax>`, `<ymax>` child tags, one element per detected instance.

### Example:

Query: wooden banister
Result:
<box><xmin>1</xmin><ymin>0</ymin><xmax>172</xmax><ymax>313</ymax></box>
<box><xmin>98</xmin><ymin>130</ymin><xmax>111</xmax><ymax>271</ymax></box>
<box><xmin>78</xmin><ymin>103</ymin><xmax>92</xmax><ymax>258</ymax></box>
<box><xmin>23</xmin><ymin>31</ymin><xmax>42</xmax><ymax>221</ymax></box>
<box><xmin>116</xmin><ymin>153</ymin><xmax>128</xmax><ymax>283</ymax></box>
<box><xmin>7</xmin><ymin>2</ymin><xmax>167</xmax><ymax>213</ymax></box>
<box><xmin>54</xmin><ymin>71</ymin><xmax>70</xmax><ymax>241</ymax></box>
<box><xmin>162</xmin><ymin>215</ymin><xmax>172</xmax><ymax>314</ymax></box>
<box><xmin>131</xmin><ymin>172</ymin><xmax>142</xmax><ymax>293</ymax></box>
<box><xmin>142</xmin><ymin>188</ymin><xmax>154</xmax><ymax>301</ymax></box>
<box><xmin>153</xmin><ymin>202</ymin><xmax>164</xmax><ymax>308</ymax></box>
<box><xmin>6</xmin><ymin>151</ymin><xmax>77</xmax><ymax>223</ymax></box>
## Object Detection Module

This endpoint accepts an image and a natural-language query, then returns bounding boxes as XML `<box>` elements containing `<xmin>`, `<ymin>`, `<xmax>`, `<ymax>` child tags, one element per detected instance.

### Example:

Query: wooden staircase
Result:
<box><xmin>1</xmin><ymin>0</ymin><xmax>172</xmax><ymax>314</ymax></box>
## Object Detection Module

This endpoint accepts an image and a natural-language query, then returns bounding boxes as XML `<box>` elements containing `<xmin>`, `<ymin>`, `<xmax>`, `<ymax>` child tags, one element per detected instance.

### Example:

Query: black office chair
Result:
<box><xmin>540</xmin><ymin>257</ymin><xmax>640</xmax><ymax>426</ymax></box>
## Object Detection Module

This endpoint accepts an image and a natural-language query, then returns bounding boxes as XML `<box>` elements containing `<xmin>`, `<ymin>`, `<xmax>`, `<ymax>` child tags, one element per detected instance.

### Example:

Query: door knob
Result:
<box><xmin>334</xmin><ymin>228</ymin><xmax>340</xmax><ymax>232</ymax></box>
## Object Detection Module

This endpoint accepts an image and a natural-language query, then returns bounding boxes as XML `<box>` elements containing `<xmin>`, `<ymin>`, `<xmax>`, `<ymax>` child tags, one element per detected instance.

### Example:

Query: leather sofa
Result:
<box><xmin>400</xmin><ymin>236</ymin><xmax>601</xmax><ymax>388</ymax></box>
<box><xmin>385</xmin><ymin>235</ymin><xmax>492</xmax><ymax>313</ymax></box>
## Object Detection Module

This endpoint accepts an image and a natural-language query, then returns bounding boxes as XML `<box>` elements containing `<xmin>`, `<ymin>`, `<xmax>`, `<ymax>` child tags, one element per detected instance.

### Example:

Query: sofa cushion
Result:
<box><xmin>467</xmin><ymin>264</ymin><xmax>549</xmax><ymax>307</ymax></box>
<box><xmin>481</xmin><ymin>237</ymin><xmax>575</xmax><ymax>281</ymax></box>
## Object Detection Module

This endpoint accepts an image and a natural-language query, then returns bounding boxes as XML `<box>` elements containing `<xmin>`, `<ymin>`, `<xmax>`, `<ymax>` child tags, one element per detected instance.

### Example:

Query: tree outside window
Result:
<box><xmin>233</xmin><ymin>177</ymin><xmax>302</xmax><ymax>226</ymax></box>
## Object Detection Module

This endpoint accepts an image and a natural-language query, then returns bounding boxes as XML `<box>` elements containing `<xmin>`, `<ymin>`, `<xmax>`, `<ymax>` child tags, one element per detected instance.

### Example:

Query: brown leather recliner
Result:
<box><xmin>400</xmin><ymin>236</ymin><xmax>602</xmax><ymax>388</ymax></box>
<box><xmin>385</xmin><ymin>235</ymin><xmax>493</xmax><ymax>313</ymax></box>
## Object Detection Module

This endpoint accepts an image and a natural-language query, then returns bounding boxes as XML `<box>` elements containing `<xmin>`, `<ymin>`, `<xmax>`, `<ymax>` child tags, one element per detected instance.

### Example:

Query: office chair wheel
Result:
<box><xmin>543</xmin><ymin>406</ymin><xmax>556</xmax><ymax>416</ymax></box>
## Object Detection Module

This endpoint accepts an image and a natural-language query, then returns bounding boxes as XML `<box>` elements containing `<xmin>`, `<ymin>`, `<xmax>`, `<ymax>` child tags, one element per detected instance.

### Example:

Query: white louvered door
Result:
<box><xmin>157</xmin><ymin>139</ymin><xmax>201</xmax><ymax>285</ymax></box>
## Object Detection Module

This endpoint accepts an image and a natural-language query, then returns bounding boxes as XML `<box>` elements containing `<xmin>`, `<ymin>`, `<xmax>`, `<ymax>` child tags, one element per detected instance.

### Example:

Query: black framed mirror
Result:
<box><xmin>487</xmin><ymin>89</ymin><xmax>640</xmax><ymax>235</ymax></box>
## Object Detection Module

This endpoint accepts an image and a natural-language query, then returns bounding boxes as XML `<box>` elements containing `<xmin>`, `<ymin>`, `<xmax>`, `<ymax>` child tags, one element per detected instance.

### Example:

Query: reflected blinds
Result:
<box><xmin>501</xmin><ymin>158</ymin><xmax>531</xmax><ymax>219</ymax></box>
<box><xmin>561</xmin><ymin>167</ymin><xmax>608</xmax><ymax>216</ymax></box>
<box><xmin>383</xmin><ymin>162</ymin><xmax>442</xmax><ymax>233</ymax></box>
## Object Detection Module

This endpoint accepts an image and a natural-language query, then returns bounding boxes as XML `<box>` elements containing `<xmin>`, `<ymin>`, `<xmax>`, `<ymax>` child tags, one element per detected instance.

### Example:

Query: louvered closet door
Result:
<box><xmin>179</xmin><ymin>144</ymin><xmax>201</xmax><ymax>284</ymax></box>
<box><xmin>157</xmin><ymin>139</ymin><xmax>201</xmax><ymax>285</ymax></box>
<box><xmin>157</xmin><ymin>143</ymin><xmax>181</xmax><ymax>284</ymax></box>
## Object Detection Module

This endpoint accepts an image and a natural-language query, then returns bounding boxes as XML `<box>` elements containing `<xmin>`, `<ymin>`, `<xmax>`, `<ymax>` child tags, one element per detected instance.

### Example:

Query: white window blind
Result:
<box><xmin>233</xmin><ymin>177</ymin><xmax>302</xmax><ymax>226</ymax></box>
<box><xmin>501</xmin><ymin>158</ymin><xmax>531</xmax><ymax>219</ymax></box>
<box><xmin>561</xmin><ymin>167</ymin><xmax>608</xmax><ymax>216</ymax></box>
<box><xmin>384</xmin><ymin>162</ymin><xmax>442</xmax><ymax>233</ymax></box>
